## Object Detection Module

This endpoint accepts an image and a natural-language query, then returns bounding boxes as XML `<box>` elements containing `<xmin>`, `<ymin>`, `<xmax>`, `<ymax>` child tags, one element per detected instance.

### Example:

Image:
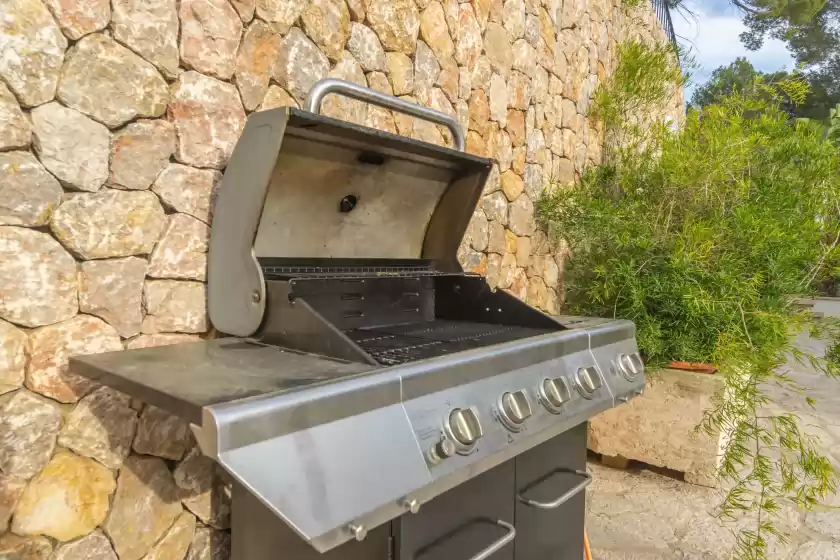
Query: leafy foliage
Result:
<box><xmin>539</xmin><ymin>42</ymin><xmax>840</xmax><ymax>559</ymax></box>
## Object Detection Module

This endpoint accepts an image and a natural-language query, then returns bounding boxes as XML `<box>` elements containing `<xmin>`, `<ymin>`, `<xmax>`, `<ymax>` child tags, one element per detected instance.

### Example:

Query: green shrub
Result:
<box><xmin>539</xmin><ymin>45</ymin><xmax>840</xmax><ymax>559</ymax></box>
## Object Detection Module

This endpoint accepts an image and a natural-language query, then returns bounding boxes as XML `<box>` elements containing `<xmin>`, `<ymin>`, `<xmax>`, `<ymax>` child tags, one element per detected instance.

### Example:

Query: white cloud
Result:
<box><xmin>673</xmin><ymin>0</ymin><xmax>794</xmax><ymax>99</ymax></box>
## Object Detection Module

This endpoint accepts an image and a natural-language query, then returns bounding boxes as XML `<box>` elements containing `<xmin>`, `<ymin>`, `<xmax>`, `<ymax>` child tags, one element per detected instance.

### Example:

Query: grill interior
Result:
<box><xmin>345</xmin><ymin>320</ymin><xmax>554</xmax><ymax>365</ymax></box>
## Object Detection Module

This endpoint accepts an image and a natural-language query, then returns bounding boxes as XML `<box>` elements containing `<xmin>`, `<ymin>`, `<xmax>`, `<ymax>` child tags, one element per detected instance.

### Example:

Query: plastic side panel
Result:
<box><xmin>208</xmin><ymin>109</ymin><xmax>289</xmax><ymax>336</ymax></box>
<box><xmin>216</xmin><ymin>404</ymin><xmax>432</xmax><ymax>550</ymax></box>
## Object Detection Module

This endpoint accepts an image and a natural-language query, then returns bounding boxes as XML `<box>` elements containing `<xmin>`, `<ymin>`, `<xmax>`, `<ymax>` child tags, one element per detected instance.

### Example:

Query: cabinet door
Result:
<box><xmin>395</xmin><ymin>460</ymin><xmax>516</xmax><ymax>560</ymax></box>
<box><xmin>514</xmin><ymin>422</ymin><xmax>589</xmax><ymax>560</ymax></box>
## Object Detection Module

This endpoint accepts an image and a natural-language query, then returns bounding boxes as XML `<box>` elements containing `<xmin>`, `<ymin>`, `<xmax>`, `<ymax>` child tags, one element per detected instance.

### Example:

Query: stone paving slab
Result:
<box><xmin>586</xmin><ymin>330</ymin><xmax>840</xmax><ymax>559</ymax></box>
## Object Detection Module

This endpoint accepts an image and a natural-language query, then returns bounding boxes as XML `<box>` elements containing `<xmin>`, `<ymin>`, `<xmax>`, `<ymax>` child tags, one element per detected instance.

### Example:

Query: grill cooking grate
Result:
<box><xmin>346</xmin><ymin>320</ymin><xmax>553</xmax><ymax>365</ymax></box>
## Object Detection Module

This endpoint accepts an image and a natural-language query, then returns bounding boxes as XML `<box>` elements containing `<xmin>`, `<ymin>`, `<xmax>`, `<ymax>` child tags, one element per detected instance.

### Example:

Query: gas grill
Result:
<box><xmin>71</xmin><ymin>79</ymin><xmax>645</xmax><ymax>560</ymax></box>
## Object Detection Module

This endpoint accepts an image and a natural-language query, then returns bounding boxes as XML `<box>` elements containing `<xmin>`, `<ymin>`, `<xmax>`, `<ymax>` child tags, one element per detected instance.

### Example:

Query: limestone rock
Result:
<box><xmin>482</xmin><ymin>191</ymin><xmax>508</xmax><ymax>226</ymax></box>
<box><xmin>169</xmin><ymin>71</ymin><xmax>246</xmax><ymax>169</ymax></box>
<box><xmin>12</xmin><ymin>451</ymin><xmax>115</xmax><ymax>541</ymax></box>
<box><xmin>112</xmin><ymin>0</ymin><xmax>180</xmax><ymax>79</ymax></box>
<box><xmin>471</xmin><ymin>56</ymin><xmax>491</xmax><ymax>90</ymax></box>
<box><xmin>31</xmin><ymin>103</ymin><xmax>110</xmax><ymax>192</ymax></box>
<box><xmin>186</xmin><ymin>527</ymin><xmax>231</xmax><ymax>560</ymax></box>
<box><xmin>0</xmin><ymin>83</ymin><xmax>30</xmax><ymax>151</ymax></box>
<box><xmin>0</xmin><ymin>390</ymin><xmax>60</xmax><ymax>479</ymax></box>
<box><xmin>104</xmin><ymin>455</ymin><xmax>183</xmax><ymax>560</ymax></box>
<box><xmin>386</xmin><ymin>53</ymin><xmax>415</xmax><ymax>96</ymax></box>
<box><xmin>523</xmin><ymin>163</ymin><xmax>544</xmax><ymax>200</ymax></box>
<box><xmin>53</xmin><ymin>530</ymin><xmax>117</xmax><ymax>560</ymax></box>
<box><xmin>302</xmin><ymin>0</ymin><xmax>351</xmax><ymax>62</ymax></box>
<box><xmin>484</xmin><ymin>75</ymin><xmax>507</xmax><ymax>128</ymax></box>
<box><xmin>495</xmin><ymin>130</ymin><xmax>513</xmax><ymax>173</ymax></box>
<box><xmin>133</xmin><ymin>404</ymin><xmax>194</xmax><ymax>460</ymax></box>
<box><xmin>0</xmin><ymin>320</ymin><xmax>26</xmax><ymax>394</ymax></box>
<box><xmin>144</xmin><ymin>512</ymin><xmax>197</xmax><ymax>560</ymax></box>
<box><xmin>512</xmin><ymin>146</ymin><xmax>525</xmax><ymax>174</ymax></box>
<box><xmin>509</xmin><ymin>266</ymin><xmax>528</xmax><ymax>300</ymax></box>
<box><xmin>51</xmin><ymin>190</ymin><xmax>165</xmax><ymax>259</ymax></box>
<box><xmin>59</xmin><ymin>386</ymin><xmax>137</xmax><ymax>469</ymax></box>
<box><xmin>364</xmin><ymin>0</ymin><xmax>419</xmax><ymax>55</ymax></box>
<box><xmin>149</xmin><ymin>214</ymin><xmax>210</xmax><ymax>281</ymax></box>
<box><xmin>464</xmin><ymin>209</ymin><xmax>489</xmax><ymax>252</ymax></box>
<box><xmin>498</xmin><ymin>252</ymin><xmax>517</xmax><ymax>289</ymax></box>
<box><xmin>110</xmin><ymin>120</ymin><xmax>176</xmax><ymax>191</ymax></box>
<box><xmin>793</xmin><ymin>541</ymin><xmax>840</xmax><ymax>560</ymax></box>
<box><xmin>44</xmin><ymin>0</ymin><xmax>109</xmax><ymax>40</ymax></box>
<box><xmin>175</xmin><ymin>447</ymin><xmax>232</xmax><ymax>529</ymax></box>
<box><xmin>26</xmin><ymin>315</ymin><xmax>122</xmax><ymax>403</ymax></box>
<box><xmin>126</xmin><ymin>334</ymin><xmax>201</xmax><ymax>350</ymax></box>
<box><xmin>235</xmin><ymin>21</ymin><xmax>283</xmax><ymax>112</ymax></box>
<box><xmin>323</xmin><ymin>52</ymin><xmax>369</xmax><ymax>126</ymax></box>
<box><xmin>58</xmin><ymin>34</ymin><xmax>169</xmax><ymax>129</ymax></box>
<box><xmin>501</xmin><ymin>170</ymin><xmax>524</xmax><ymax>201</ymax></box>
<box><xmin>79</xmin><ymin>257</ymin><xmax>146</xmax><ymax>338</ymax></box>
<box><xmin>0</xmin><ymin>227</ymin><xmax>77</xmax><ymax>328</ymax></box>
<box><xmin>179</xmin><ymin>0</ymin><xmax>243</xmax><ymax>80</ymax></box>
<box><xmin>420</xmin><ymin>2</ymin><xmax>455</xmax><ymax>60</ymax></box>
<box><xmin>466</xmin><ymin>130</ymin><xmax>487</xmax><ymax>156</ymax></box>
<box><xmin>526</xmin><ymin>275</ymin><xmax>547</xmax><ymax>308</ymax></box>
<box><xmin>0</xmin><ymin>152</ymin><xmax>63</xmax><ymax>227</ymax></box>
<box><xmin>456</xmin><ymin>99</ymin><xmax>469</xmax><ymax>136</ymax></box>
<box><xmin>259</xmin><ymin>86</ymin><xmax>300</xmax><ymax>111</ymax></box>
<box><xmin>459</xmin><ymin>247</ymin><xmax>486</xmax><ymax>274</ymax></box>
<box><xmin>507</xmin><ymin>71</ymin><xmax>531</xmax><ymax>110</ymax></box>
<box><xmin>455</xmin><ymin>4</ymin><xmax>482</xmax><ymax>70</ymax></box>
<box><xmin>153</xmin><ymin>164</ymin><xmax>221</xmax><ymax>225</ymax></box>
<box><xmin>526</xmin><ymin>128</ymin><xmax>545</xmax><ymax>164</ymax></box>
<box><xmin>487</xmin><ymin>219</ymin><xmax>506</xmax><ymax>253</ymax></box>
<box><xmin>347</xmin><ymin>0</ymin><xmax>365</xmax><ymax>20</ymax></box>
<box><xmin>459</xmin><ymin>66</ymin><xmax>471</xmax><ymax>99</ymax></box>
<box><xmin>512</xmin><ymin>39</ymin><xmax>537</xmax><ymax>79</ymax></box>
<box><xmin>507</xmin><ymin>110</ymin><xmax>525</xmax><ymax>147</ymax></box>
<box><xmin>256</xmin><ymin>0</ymin><xmax>304</xmax><ymax>33</ymax></box>
<box><xmin>468</xmin><ymin>89</ymin><xmax>490</xmax><ymax>136</ymax></box>
<box><xmin>229</xmin><ymin>0</ymin><xmax>256</xmax><ymax>21</ymax></box>
<box><xmin>0</xmin><ymin>0</ymin><xmax>68</xmax><ymax>107</ymax></box>
<box><xmin>347</xmin><ymin>23</ymin><xmax>386</xmax><ymax>72</ymax></box>
<box><xmin>504</xmin><ymin>229</ymin><xmax>517</xmax><ymax>253</ymax></box>
<box><xmin>273</xmin><ymin>28</ymin><xmax>330</xmax><ymax>103</ymax></box>
<box><xmin>142</xmin><ymin>280</ymin><xmax>208</xmax><ymax>334</ymax></box>
<box><xmin>554</xmin><ymin>156</ymin><xmax>574</xmax><ymax>185</ymax></box>
<box><xmin>0</xmin><ymin>534</ymin><xmax>53</xmax><ymax>559</ymax></box>
<box><xmin>484</xmin><ymin>23</ymin><xmax>512</xmax><ymax>77</ymax></box>
<box><xmin>0</xmin><ymin>473</ymin><xmax>25</xmax><ymax>532</ymax></box>
<box><xmin>508</xmin><ymin>193</ymin><xmax>535</xmax><ymax>236</ymax></box>
<box><xmin>436</xmin><ymin>57</ymin><xmax>460</xmax><ymax>102</ymax></box>
<box><xmin>413</xmin><ymin>41</ymin><xmax>440</xmax><ymax>105</ymax></box>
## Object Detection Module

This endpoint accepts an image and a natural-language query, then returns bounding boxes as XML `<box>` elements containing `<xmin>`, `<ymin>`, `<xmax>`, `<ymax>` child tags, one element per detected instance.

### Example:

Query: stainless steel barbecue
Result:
<box><xmin>71</xmin><ymin>79</ymin><xmax>645</xmax><ymax>559</ymax></box>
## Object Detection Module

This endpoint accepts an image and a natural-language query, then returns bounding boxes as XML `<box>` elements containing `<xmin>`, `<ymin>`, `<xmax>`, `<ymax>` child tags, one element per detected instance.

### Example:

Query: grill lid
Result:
<box><xmin>209</xmin><ymin>79</ymin><xmax>493</xmax><ymax>337</ymax></box>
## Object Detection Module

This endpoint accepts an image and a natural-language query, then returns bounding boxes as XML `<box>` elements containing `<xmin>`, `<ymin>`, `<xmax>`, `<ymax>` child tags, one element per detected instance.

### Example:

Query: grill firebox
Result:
<box><xmin>69</xmin><ymin>79</ymin><xmax>646</xmax><ymax>559</ymax></box>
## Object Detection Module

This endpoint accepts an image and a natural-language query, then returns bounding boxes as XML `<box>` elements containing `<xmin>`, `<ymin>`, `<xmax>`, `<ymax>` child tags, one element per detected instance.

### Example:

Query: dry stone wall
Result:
<box><xmin>0</xmin><ymin>0</ymin><xmax>683</xmax><ymax>557</ymax></box>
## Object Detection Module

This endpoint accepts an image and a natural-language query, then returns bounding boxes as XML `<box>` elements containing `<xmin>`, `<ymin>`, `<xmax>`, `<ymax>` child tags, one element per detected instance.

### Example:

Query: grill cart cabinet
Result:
<box><xmin>70</xmin><ymin>80</ymin><xmax>644</xmax><ymax>559</ymax></box>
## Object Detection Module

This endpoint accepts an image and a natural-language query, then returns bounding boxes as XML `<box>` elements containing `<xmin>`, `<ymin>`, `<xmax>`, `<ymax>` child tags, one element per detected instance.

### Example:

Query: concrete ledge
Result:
<box><xmin>588</xmin><ymin>368</ymin><xmax>727</xmax><ymax>487</ymax></box>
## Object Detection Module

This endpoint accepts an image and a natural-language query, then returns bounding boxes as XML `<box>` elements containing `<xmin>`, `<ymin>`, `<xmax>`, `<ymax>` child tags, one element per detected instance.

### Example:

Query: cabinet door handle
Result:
<box><xmin>518</xmin><ymin>468</ymin><xmax>592</xmax><ymax>510</ymax></box>
<box><xmin>466</xmin><ymin>520</ymin><xmax>516</xmax><ymax>560</ymax></box>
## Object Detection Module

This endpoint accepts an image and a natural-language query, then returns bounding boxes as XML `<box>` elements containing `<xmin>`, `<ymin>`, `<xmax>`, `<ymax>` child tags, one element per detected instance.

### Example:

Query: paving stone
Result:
<box><xmin>31</xmin><ymin>102</ymin><xmax>110</xmax><ymax>192</ymax></box>
<box><xmin>58</xmin><ymin>386</ymin><xmax>138</xmax><ymax>469</ymax></box>
<box><xmin>0</xmin><ymin>0</ymin><xmax>68</xmax><ymax>107</ymax></box>
<box><xmin>79</xmin><ymin>257</ymin><xmax>147</xmax><ymax>338</ymax></box>
<box><xmin>235</xmin><ymin>20</ymin><xmax>284</xmax><ymax>111</ymax></box>
<box><xmin>169</xmin><ymin>71</ymin><xmax>246</xmax><ymax>170</ymax></box>
<box><xmin>0</xmin><ymin>152</ymin><xmax>63</xmax><ymax>227</ymax></box>
<box><xmin>58</xmin><ymin>34</ymin><xmax>169</xmax><ymax>129</ymax></box>
<box><xmin>26</xmin><ymin>315</ymin><xmax>122</xmax><ymax>403</ymax></box>
<box><xmin>0</xmin><ymin>83</ymin><xmax>31</xmax><ymax>151</ymax></box>
<box><xmin>105</xmin><ymin>455</ymin><xmax>183</xmax><ymax>560</ymax></box>
<box><xmin>273</xmin><ymin>28</ymin><xmax>331</xmax><ymax>103</ymax></box>
<box><xmin>0</xmin><ymin>390</ymin><xmax>61</xmax><ymax>479</ymax></box>
<box><xmin>0</xmin><ymin>226</ymin><xmax>78</xmax><ymax>328</ymax></box>
<box><xmin>12</xmin><ymin>451</ymin><xmax>115</xmax><ymax>541</ymax></box>
<box><xmin>51</xmin><ymin>190</ymin><xmax>165</xmax><ymax>260</ymax></box>
<box><xmin>133</xmin><ymin>404</ymin><xmax>194</xmax><ymax>460</ymax></box>
<box><xmin>364</xmin><ymin>0</ymin><xmax>419</xmax><ymax>55</ymax></box>
<box><xmin>152</xmin><ymin>164</ymin><xmax>221</xmax><ymax>225</ymax></box>
<box><xmin>109</xmin><ymin>120</ymin><xmax>176</xmax><ymax>191</ymax></box>
<box><xmin>53</xmin><ymin>530</ymin><xmax>117</xmax><ymax>560</ymax></box>
<box><xmin>112</xmin><ymin>0</ymin><xmax>180</xmax><ymax>79</ymax></box>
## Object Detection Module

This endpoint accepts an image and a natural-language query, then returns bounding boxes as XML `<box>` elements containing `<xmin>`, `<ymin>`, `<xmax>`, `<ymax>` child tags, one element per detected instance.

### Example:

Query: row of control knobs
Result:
<box><xmin>430</xmin><ymin>354</ymin><xmax>642</xmax><ymax>463</ymax></box>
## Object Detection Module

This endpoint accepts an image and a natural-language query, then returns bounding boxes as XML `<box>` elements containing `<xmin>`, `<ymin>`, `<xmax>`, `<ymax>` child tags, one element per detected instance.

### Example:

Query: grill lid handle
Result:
<box><xmin>305</xmin><ymin>78</ymin><xmax>466</xmax><ymax>152</ymax></box>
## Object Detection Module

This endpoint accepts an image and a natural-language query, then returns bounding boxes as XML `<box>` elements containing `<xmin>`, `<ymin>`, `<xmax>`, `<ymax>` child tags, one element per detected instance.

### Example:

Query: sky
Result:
<box><xmin>673</xmin><ymin>0</ymin><xmax>795</xmax><ymax>100</ymax></box>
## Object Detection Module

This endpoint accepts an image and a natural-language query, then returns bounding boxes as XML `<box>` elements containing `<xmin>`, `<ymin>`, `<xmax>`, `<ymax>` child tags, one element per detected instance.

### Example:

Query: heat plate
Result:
<box><xmin>345</xmin><ymin>320</ymin><xmax>554</xmax><ymax>365</ymax></box>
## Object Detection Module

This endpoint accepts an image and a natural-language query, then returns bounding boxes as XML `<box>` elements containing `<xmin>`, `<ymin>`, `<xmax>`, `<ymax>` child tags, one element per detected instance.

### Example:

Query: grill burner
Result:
<box><xmin>347</xmin><ymin>320</ymin><xmax>553</xmax><ymax>365</ymax></box>
<box><xmin>68</xmin><ymin>79</ymin><xmax>646</xmax><ymax>559</ymax></box>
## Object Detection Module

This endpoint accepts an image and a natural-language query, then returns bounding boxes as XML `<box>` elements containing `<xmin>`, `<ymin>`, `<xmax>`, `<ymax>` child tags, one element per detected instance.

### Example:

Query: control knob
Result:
<box><xmin>540</xmin><ymin>376</ymin><xmax>572</xmax><ymax>413</ymax></box>
<box><xmin>575</xmin><ymin>366</ymin><xmax>602</xmax><ymax>399</ymax></box>
<box><xmin>617</xmin><ymin>353</ymin><xmax>644</xmax><ymax>380</ymax></box>
<box><xmin>447</xmin><ymin>407</ymin><xmax>483</xmax><ymax>448</ymax></box>
<box><xmin>499</xmin><ymin>390</ymin><xmax>532</xmax><ymax>431</ymax></box>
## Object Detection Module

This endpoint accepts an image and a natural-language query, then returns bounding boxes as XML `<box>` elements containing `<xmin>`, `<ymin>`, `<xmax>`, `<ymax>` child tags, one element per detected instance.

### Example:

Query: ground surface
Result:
<box><xmin>585</xmin><ymin>331</ymin><xmax>840</xmax><ymax>559</ymax></box>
